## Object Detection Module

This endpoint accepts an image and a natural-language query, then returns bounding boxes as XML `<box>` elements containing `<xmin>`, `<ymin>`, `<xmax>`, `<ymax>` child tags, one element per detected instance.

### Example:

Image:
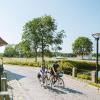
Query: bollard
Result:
<box><xmin>1</xmin><ymin>77</ymin><xmax>7</xmax><ymax>91</ymax></box>
<box><xmin>91</xmin><ymin>71</ymin><xmax>96</xmax><ymax>83</ymax></box>
<box><xmin>72</xmin><ymin>67</ymin><xmax>77</xmax><ymax>77</ymax></box>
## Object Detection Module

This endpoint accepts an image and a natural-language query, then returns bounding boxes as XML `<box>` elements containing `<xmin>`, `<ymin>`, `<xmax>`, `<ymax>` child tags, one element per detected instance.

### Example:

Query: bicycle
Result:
<box><xmin>38</xmin><ymin>71</ymin><xmax>65</xmax><ymax>89</ymax></box>
<box><xmin>38</xmin><ymin>70</ymin><xmax>51</xmax><ymax>87</ymax></box>
<box><xmin>50</xmin><ymin>71</ymin><xmax>65</xmax><ymax>89</ymax></box>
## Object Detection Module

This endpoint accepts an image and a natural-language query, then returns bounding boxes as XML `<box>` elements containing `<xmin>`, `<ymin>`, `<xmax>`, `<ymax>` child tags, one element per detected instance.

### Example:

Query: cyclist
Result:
<box><xmin>37</xmin><ymin>61</ymin><xmax>46</xmax><ymax>79</ymax></box>
<box><xmin>40</xmin><ymin>63</ymin><xmax>46</xmax><ymax>75</ymax></box>
<box><xmin>50</xmin><ymin>61</ymin><xmax>59</xmax><ymax>84</ymax></box>
<box><xmin>39</xmin><ymin>60</ymin><xmax>47</xmax><ymax>85</ymax></box>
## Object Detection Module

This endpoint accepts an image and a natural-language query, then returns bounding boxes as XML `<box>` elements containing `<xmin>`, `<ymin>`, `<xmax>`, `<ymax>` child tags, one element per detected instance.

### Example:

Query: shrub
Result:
<box><xmin>89</xmin><ymin>82</ymin><xmax>100</xmax><ymax>88</ymax></box>
<box><xmin>67</xmin><ymin>60</ymin><xmax>97</xmax><ymax>71</ymax></box>
<box><xmin>3</xmin><ymin>58</ymin><xmax>98</xmax><ymax>73</ymax></box>
<box><xmin>77</xmin><ymin>73</ymin><xmax>91</xmax><ymax>80</ymax></box>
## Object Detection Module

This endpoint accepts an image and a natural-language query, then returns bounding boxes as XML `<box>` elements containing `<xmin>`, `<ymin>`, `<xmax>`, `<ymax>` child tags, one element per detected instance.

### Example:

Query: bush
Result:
<box><xmin>67</xmin><ymin>60</ymin><xmax>97</xmax><ymax>71</ymax></box>
<box><xmin>89</xmin><ymin>82</ymin><xmax>100</xmax><ymax>88</ymax></box>
<box><xmin>47</xmin><ymin>60</ymin><xmax>97</xmax><ymax>75</ymax></box>
<box><xmin>3</xmin><ymin>58</ymin><xmax>98</xmax><ymax>73</ymax></box>
<box><xmin>77</xmin><ymin>73</ymin><xmax>91</xmax><ymax>80</ymax></box>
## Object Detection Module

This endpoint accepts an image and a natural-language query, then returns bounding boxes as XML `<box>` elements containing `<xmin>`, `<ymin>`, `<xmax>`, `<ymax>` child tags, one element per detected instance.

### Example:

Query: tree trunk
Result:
<box><xmin>42</xmin><ymin>47</ymin><xmax>44</xmax><ymax>62</ymax></box>
<box><xmin>41</xmin><ymin>34</ymin><xmax>44</xmax><ymax>63</ymax></box>
<box><xmin>82</xmin><ymin>54</ymin><xmax>84</xmax><ymax>60</ymax></box>
<box><xmin>35</xmin><ymin>49</ymin><xmax>37</xmax><ymax>62</ymax></box>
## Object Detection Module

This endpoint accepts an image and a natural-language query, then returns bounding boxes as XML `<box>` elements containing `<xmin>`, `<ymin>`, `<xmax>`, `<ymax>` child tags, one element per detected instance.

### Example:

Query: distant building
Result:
<box><xmin>77</xmin><ymin>54</ymin><xmax>92</xmax><ymax>60</ymax></box>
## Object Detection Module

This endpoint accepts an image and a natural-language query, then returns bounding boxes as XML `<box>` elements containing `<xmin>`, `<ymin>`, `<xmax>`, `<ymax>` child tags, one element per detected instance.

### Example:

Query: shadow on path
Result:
<box><xmin>48</xmin><ymin>87</ymin><xmax>67</xmax><ymax>94</ymax></box>
<box><xmin>5</xmin><ymin>70</ymin><xmax>25</xmax><ymax>81</ymax></box>
<box><xmin>63</xmin><ymin>87</ymin><xmax>84</xmax><ymax>94</ymax></box>
<box><xmin>47</xmin><ymin>86</ymin><xmax>84</xmax><ymax>95</ymax></box>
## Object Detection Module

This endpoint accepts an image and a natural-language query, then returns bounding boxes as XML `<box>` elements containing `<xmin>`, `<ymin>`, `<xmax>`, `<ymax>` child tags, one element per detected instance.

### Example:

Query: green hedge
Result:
<box><xmin>77</xmin><ymin>73</ymin><xmax>91</xmax><ymax>80</ymax></box>
<box><xmin>89</xmin><ymin>82</ymin><xmax>100</xmax><ymax>88</ymax></box>
<box><xmin>46</xmin><ymin>59</ymin><xmax>98</xmax><ymax>75</ymax></box>
<box><xmin>3</xmin><ymin>58</ymin><xmax>97</xmax><ymax>72</ymax></box>
<box><xmin>67</xmin><ymin>60</ymin><xmax>97</xmax><ymax>70</ymax></box>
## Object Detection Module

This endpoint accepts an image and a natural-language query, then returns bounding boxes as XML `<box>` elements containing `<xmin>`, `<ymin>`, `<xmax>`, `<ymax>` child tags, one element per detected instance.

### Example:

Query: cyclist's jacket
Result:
<box><xmin>51</xmin><ymin>63</ymin><xmax>59</xmax><ymax>74</ymax></box>
<box><xmin>40</xmin><ymin>65</ymin><xmax>46</xmax><ymax>74</ymax></box>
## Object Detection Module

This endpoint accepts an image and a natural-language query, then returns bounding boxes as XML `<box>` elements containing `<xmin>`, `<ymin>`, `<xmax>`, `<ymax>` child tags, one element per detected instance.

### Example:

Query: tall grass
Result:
<box><xmin>3</xmin><ymin>57</ymin><xmax>59</xmax><ymax>67</ymax></box>
<box><xmin>3</xmin><ymin>57</ymin><xmax>97</xmax><ymax>71</ymax></box>
<box><xmin>3</xmin><ymin>57</ymin><xmax>40</xmax><ymax>67</ymax></box>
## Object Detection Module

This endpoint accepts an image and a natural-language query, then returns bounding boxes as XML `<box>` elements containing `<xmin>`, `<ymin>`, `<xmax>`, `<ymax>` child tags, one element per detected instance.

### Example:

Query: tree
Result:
<box><xmin>15</xmin><ymin>41</ymin><xmax>31</xmax><ymax>58</ymax></box>
<box><xmin>52</xmin><ymin>30</ymin><xmax>65</xmax><ymax>57</ymax></box>
<box><xmin>44</xmin><ymin>49</ymin><xmax>53</xmax><ymax>57</ymax></box>
<box><xmin>22</xmin><ymin>18</ymin><xmax>40</xmax><ymax>61</ymax></box>
<box><xmin>37</xmin><ymin>15</ymin><xmax>57</xmax><ymax>61</ymax></box>
<box><xmin>72</xmin><ymin>37</ymin><xmax>93</xmax><ymax>59</ymax></box>
<box><xmin>22</xmin><ymin>15</ymin><xmax>65</xmax><ymax>62</ymax></box>
<box><xmin>4</xmin><ymin>45</ymin><xmax>17</xmax><ymax>57</ymax></box>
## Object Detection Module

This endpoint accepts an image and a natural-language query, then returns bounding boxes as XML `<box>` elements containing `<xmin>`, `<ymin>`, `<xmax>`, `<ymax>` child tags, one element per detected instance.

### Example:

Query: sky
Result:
<box><xmin>0</xmin><ymin>0</ymin><xmax>100</xmax><ymax>53</ymax></box>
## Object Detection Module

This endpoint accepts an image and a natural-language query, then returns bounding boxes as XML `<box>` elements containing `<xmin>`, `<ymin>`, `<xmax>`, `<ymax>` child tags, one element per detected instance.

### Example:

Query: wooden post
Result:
<box><xmin>72</xmin><ymin>67</ymin><xmax>77</xmax><ymax>77</ymax></box>
<box><xmin>91</xmin><ymin>71</ymin><xmax>96</xmax><ymax>83</ymax></box>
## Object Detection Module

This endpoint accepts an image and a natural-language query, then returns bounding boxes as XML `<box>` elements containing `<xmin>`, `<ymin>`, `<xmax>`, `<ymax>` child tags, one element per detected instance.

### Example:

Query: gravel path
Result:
<box><xmin>4</xmin><ymin>65</ymin><xmax>100</xmax><ymax>100</ymax></box>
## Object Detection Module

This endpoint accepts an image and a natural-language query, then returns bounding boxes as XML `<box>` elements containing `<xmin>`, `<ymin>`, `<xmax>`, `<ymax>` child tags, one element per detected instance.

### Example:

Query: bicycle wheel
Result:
<box><xmin>58</xmin><ymin>77</ymin><xmax>65</xmax><ymax>89</ymax></box>
<box><xmin>50</xmin><ymin>77</ymin><xmax>55</xmax><ymax>89</ymax></box>
<box><xmin>44</xmin><ymin>77</ymin><xmax>50</xmax><ymax>88</ymax></box>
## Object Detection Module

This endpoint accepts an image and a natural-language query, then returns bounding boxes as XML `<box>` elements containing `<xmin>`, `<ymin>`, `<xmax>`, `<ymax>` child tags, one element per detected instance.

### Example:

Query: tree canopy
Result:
<box><xmin>72</xmin><ymin>37</ymin><xmax>93</xmax><ymax>59</ymax></box>
<box><xmin>22</xmin><ymin>15</ymin><xmax>65</xmax><ymax>62</ymax></box>
<box><xmin>4</xmin><ymin>45</ymin><xmax>17</xmax><ymax>57</ymax></box>
<box><xmin>15</xmin><ymin>41</ymin><xmax>32</xmax><ymax>58</ymax></box>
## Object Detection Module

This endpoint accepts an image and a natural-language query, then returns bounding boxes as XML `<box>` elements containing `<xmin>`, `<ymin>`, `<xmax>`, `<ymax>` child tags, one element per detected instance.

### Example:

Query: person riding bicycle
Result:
<box><xmin>37</xmin><ymin>60</ymin><xmax>47</xmax><ymax>85</ymax></box>
<box><xmin>50</xmin><ymin>61</ymin><xmax>59</xmax><ymax>84</ymax></box>
<box><xmin>51</xmin><ymin>61</ymin><xmax>59</xmax><ymax>75</ymax></box>
<box><xmin>40</xmin><ymin>63</ymin><xmax>46</xmax><ymax>75</ymax></box>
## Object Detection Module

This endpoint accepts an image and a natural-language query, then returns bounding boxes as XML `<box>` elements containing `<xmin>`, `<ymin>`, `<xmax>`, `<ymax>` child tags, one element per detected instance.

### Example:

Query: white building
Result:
<box><xmin>77</xmin><ymin>54</ymin><xmax>92</xmax><ymax>60</ymax></box>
